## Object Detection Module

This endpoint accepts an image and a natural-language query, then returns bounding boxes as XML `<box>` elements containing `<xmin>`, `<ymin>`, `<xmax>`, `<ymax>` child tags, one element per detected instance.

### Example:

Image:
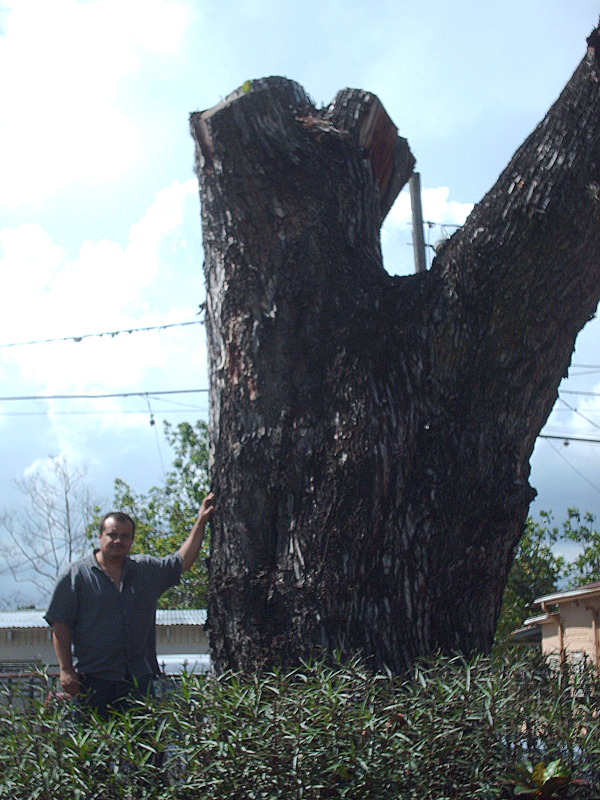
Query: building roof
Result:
<box><xmin>156</xmin><ymin>609</ymin><xmax>207</xmax><ymax>626</ymax></box>
<box><xmin>511</xmin><ymin>624</ymin><xmax>543</xmax><ymax>643</ymax></box>
<box><xmin>0</xmin><ymin>608</ymin><xmax>207</xmax><ymax>629</ymax></box>
<box><xmin>533</xmin><ymin>581</ymin><xmax>600</xmax><ymax>607</ymax></box>
<box><xmin>522</xmin><ymin>613</ymin><xmax>558</xmax><ymax>627</ymax></box>
<box><xmin>512</xmin><ymin>612</ymin><xmax>556</xmax><ymax>640</ymax></box>
<box><xmin>514</xmin><ymin>583</ymin><xmax>600</xmax><ymax>639</ymax></box>
<box><xmin>0</xmin><ymin>609</ymin><xmax>48</xmax><ymax>629</ymax></box>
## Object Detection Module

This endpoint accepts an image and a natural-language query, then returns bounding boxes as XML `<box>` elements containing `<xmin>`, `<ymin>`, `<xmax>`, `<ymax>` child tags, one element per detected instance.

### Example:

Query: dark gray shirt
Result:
<box><xmin>45</xmin><ymin>552</ymin><xmax>182</xmax><ymax>681</ymax></box>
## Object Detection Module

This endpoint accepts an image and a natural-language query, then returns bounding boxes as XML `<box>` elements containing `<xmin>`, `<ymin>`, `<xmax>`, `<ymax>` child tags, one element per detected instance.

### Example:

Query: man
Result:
<box><xmin>44</xmin><ymin>493</ymin><xmax>214</xmax><ymax>712</ymax></box>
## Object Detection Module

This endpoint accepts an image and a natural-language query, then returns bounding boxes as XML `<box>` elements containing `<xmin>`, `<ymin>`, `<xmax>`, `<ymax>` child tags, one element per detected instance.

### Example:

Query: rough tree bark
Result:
<box><xmin>190</xmin><ymin>26</ymin><xmax>600</xmax><ymax>673</ymax></box>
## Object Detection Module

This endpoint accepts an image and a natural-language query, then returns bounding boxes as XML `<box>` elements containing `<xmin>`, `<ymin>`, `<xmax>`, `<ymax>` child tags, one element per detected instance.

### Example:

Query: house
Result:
<box><xmin>515</xmin><ymin>581</ymin><xmax>600</xmax><ymax>667</ymax></box>
<box><xmin>0</xmin><ymin>608</ymin><xmax>209</xmax><ymax>672</ymax></box>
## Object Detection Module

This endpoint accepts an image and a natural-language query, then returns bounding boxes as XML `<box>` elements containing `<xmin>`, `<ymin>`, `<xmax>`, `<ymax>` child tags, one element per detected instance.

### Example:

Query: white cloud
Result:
<box><xmin>385</xmin><ymin>186</ymin><xmax>473</xmax><ymax>229</ymax></box>
<box><xmin>127</xmin><ymin>178</ymin><xmax>198</xmax><ymax>285</ymax></box>
<box><xmin>381</xmin><ymin>186</ymin><xmax>473</xmax><ymax>275</ymax></box>
<box><xmin>0</xmin><ymin>179</ymin><xmax>204</xmax><ymax>415</ymax></box>
<box><xmin>0</xmin><ymin>176</ymin><xmax>206</xmax><ymax>491</ymax></box>
<box><xmin>0</xmin><ymin>0</ymin><xmax>188</xmax><ymax>205</ymax></box>
<box><xmin>0</xmin><ymin>177</ymin><xmax>198</xmax><ymax>336</ymax></box>
<box><xmin>0</xmin><ymin>223</ymin><xmax>65</xmax><ymax>295</ymax></box>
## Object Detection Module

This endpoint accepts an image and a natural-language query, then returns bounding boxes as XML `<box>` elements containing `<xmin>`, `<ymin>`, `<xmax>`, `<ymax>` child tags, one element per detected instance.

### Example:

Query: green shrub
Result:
<box><xmin>1</xmin><ymin>651</ymin><xmax>599</xmax><ymax>799</ymax></box>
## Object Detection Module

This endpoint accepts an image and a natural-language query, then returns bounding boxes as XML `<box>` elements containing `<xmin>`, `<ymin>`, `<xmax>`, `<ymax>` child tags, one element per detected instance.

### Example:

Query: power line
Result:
<box><xmin>557</xmin><ymin>396</ymin><xmax>600</xmax><ymax>433</ymax></box>
<box><xmin>146</xmin><ymin>395</ymin><xmax>208</xmax><ymax>410</ymax></box>
<box><xmin>0</xmin><ymin>319</ymin><xmax>202</xmax><ymax>349</ymax></box>
<box><xmin>539</xmin><ymin>434</ymin><xmax>600</xmax><ymax>444</ymax></box>
<box><xmin>145</xmin><ymin>396</ymin><xmax>166</xmax><ymax>477</ymax></box>
<box><xmin>0</xmin><ymin>387</ymin><xmax>599</xmax><ymax>445</ymax></box>
<box><xmin>561</xmin><ymin>389</ymin><xmax>600</xmax><ymax>398</ymax></box>
<box><xmin>0</xmin><ymin>388</ymin><xmax>208</xmax><ymax>402</ymax></box>
<box><xmin>553</xmin><ymin>407</ymin><xmax>600</xmax><ymax>413</ymax></box>
<box><xmin>0</xmin><ymin>386</ymin><xmax>588</xmax><ymax>404</ymax></box>
<box><xmin>0</xmin><ymin>409</ymin><xmax>207</xmax><ymax>417</ymax></box>
<box><xmin>543</xmin><ymin>437</ymin><xmax>600</xmax><ymax>497</ymax></box>
<box><xmin>0</xmin><ymin>404</ymin><xmax>596</xmax><ymax>438</ymax></box>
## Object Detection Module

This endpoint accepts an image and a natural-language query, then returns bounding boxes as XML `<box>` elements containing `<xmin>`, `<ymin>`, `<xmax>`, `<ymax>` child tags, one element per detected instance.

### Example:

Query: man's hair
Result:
<box><xmin>99</xmin><ymin>512</ymin><xmax>136</xmax><ymax>537</ymax></box>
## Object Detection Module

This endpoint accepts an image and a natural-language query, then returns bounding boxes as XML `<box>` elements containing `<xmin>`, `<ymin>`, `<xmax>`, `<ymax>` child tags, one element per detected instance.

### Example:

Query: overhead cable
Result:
<box><xmin>0</xmin><ymin>319</ymin><xmax>202</xmax><ymax>349</ymax></box>
<box><xmin>0</xmin><ymin>387</ymin><xmax>593</xmax><ymax>405</ymax></box>
<box><xmin>0</xmin><ymin>388</ymin><xmax>208</xmax><ymax>402</ymax></box>
<box><xmin>0</xmin><ymin>409</ymin><xmax>207</xmax><ymax>417</ymax></box>
<box><xmin>561</xmin><ymin>389</ymin><xmax>600</xmax><ymax>398</ymax></box>
<box><xmin>557</xmin><ymin>396</ymin><xmax>600</xmax><ymax>433</ymax></box>
<box><xmin>543</xmin><ymin>437</ymin><xmax>600</xmax><ymax>496</ymax></box>
<box><xmin>539</xmin><ymin>434</ymin><xmax>600</xmax><ymax>444</ymax></box>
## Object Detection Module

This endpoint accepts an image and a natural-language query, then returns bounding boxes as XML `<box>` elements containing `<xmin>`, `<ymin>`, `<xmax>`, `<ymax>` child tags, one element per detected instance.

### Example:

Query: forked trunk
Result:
<box><xmin>191</xmin><ymin>31</ymin><xmax>600</xmax><ymax>672</ymax></box>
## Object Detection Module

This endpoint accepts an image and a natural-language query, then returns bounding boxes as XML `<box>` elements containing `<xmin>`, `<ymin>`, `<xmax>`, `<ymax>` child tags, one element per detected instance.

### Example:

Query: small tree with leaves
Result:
<box><xmin>109</xmin><ymin>420</ymin><xmax>211</xmax><ymax>608</ymax></box>
<box><xmin>495</xmin><ymin>513</ymin><xmax>564</xmax><ymax>645</ymax></box>
<box><xmin>495</xmin><ymin>508</ymin><xmax>600</xmax><ymax>645</ymax></box>
<box><xmin>0</xmin><ymin>456</ymin><xmax>97</xmax><ymax>601</ymax></box>
<box><xmin>560</xmin><ymin>508</ymin><xmax>600</xmax><ymax>587</ymax></box>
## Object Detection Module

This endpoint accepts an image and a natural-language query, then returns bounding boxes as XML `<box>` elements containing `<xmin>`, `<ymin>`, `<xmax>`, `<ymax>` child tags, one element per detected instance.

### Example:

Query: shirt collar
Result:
<box><xmin>90</xmin><ymin>549</ymin><xmax>133</xmax><ymax>574</ymax></box>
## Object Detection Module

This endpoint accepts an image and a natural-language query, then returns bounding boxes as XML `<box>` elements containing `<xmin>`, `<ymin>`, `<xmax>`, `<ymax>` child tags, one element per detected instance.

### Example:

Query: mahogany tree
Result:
<box><xmin>190</xmin><ymin>25</ymin><xmax>600</xmax><ymax>673</ymax></box>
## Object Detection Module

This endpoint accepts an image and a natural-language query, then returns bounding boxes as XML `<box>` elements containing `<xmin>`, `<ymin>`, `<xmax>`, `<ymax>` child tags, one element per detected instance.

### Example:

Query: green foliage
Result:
<box><xmin>496</xmin><ymin>514</ymin><xmax>564</xmax><ymax>644</ymax></box>
<box><xmin>1</xmin><ymin>652</ymin><xmax>599</xmax><ymax>799</ymax></box>
<box><xmin>503</xmin><ymin>759</ymin><xmax>572</xmax><ymax>798</ymax></box>
<box><xmin>560</xmin><ymin>508</ymin><xmax>600</xmax><ymax>587</ymax></box>
<box><xmin>496</xmin><ymin>508</ymin><xmax>600</xmax><ymax>646</ymax></box>
<box><xmin>109</xmin><ymin>420</ymin><xmax>210</xmax><ymax>609</ymax></box>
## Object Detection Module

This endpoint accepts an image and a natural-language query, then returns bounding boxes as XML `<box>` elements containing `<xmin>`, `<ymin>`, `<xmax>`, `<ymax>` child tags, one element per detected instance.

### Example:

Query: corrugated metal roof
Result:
<box><xmin>156</xmin><ymin>609</ymin><xmax>207</xmax><ymax>626</ymax></box>
<box><xmin>0</xmin><ymin>610</ymin><xmax>48</xmax><ymax>629</ymax></box>
<box><xmin>0</xmin><ymin>608</ymin><xmax>207</xmax><ymax>629</ymax></box>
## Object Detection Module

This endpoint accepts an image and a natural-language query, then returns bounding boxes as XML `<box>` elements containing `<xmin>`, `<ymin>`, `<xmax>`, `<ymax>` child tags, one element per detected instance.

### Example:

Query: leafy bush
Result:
<box><xmin>1</xmin><ymin>652</ymin><xmax>599</xmax><ymax>799</ymax></box>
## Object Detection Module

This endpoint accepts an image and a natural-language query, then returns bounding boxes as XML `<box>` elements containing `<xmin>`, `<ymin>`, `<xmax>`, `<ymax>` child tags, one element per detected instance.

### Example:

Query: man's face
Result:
<box><xmin>98</xmin><ymin>517</ymin><xmax>134</xmax><ymax>561</ymax></box>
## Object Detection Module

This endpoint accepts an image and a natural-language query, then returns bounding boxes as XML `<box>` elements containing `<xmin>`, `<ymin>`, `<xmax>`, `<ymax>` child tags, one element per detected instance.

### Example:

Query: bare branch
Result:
<box><xmin>0</xmin><ymin>456</ymin><xmax>99</xmax><ymax>602</ymax></box>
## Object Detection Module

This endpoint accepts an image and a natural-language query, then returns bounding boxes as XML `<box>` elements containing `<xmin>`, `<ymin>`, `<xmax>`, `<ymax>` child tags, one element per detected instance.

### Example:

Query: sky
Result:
<box><xmin>1</xmin><ymin>0</ymin><xmax>599</xmax><ymax>604</ymax></box>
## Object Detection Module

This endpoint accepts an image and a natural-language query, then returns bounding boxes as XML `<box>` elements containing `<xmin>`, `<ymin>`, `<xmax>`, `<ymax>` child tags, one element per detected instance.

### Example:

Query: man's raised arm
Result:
<box><xmin>178</xmin><ymin>492</ymin><xmax>215</xmax><ymax>573</ymax></box>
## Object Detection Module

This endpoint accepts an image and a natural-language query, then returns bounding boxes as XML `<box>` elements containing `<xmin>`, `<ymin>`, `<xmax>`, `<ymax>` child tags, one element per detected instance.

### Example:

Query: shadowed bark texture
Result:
<box><xmin>190</xmin><ymin>29</ymin><xmax>600</xmax><ymax>672</ymax></box>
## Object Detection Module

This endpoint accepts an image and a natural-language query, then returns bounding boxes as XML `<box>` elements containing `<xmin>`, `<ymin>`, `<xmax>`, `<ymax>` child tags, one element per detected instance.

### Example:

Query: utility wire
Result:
<box><xmin>145</xmin><ymin>396</ymin><xmax>166</xmax><ymax>477</ymax></box>
<box><xmin>561</xmin><ymin>389</ymin><xmax>600</xmax><ymax>398</ymax></box>
<box><xmin>552</xmin><ymin>406</ymin><xmax>600</xmax><ymax>413</ymax></box>
<box><xmin>557</xmin><ymin>396</ymin><xmax>600</xmax><ymax>433</ymax></box>
<box><xmin>543</xmin><ymin>437</ymin><xmax>600</xmax><ymax>496</ymax></box>
<box><xmin>0</xmin><ymin>387</ymin><xmax>593</xmax><ymax>404</ymax></box>
<box><xmin>0</xmin><ymin>388</ymin><xmax>208</xmax><ymax>402</ymax></box>
<box><xmin>146</xmin><ymin>395</ymin><xmax>207</xmax><ymax>410</ymax></box>
<box><xmin>0</xmin><ymin>409</ymin><xmax>207</xmax><ymax>417</ymax></box>
<box><xmin>539</xmin><ymin>434</ymin><xmax>600</xmax><ymax>444</ymax></box>
<box><xmin>0</xmin><ymin>319</ymin><xmax>202</xmax><ymax>349</ymax></box>
<box><xmin>0</xmin><ymin>406</ymin><xmax>596</xmax><ymax>441</ymax></box>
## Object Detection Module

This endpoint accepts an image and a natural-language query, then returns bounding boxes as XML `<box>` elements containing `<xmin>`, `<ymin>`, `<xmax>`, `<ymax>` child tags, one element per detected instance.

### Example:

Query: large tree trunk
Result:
<box><xmin>190</xmin><ymin>28</ymin><xmax>600</xmax><ymax>673</ymax></box>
